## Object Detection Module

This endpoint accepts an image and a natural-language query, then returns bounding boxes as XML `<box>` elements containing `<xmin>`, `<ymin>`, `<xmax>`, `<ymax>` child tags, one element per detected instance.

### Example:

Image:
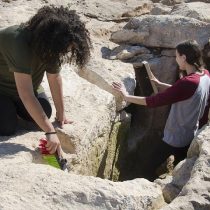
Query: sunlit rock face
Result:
<box><xmin>0</xmin><ymin>0</ymin><xmax>210</xmax><ymax>209</ymax></box>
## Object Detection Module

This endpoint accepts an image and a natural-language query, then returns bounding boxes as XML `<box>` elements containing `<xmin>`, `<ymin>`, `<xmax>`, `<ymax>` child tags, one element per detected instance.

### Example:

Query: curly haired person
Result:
<box><xmin>0</xmin><ymin>6</ymin><xmax>91</xmax><ymax>157</ymax></box>
<box><xmin>112</xmin><ymin>40</ymin><xmax>210</xmax><ymax>180</ymax></box>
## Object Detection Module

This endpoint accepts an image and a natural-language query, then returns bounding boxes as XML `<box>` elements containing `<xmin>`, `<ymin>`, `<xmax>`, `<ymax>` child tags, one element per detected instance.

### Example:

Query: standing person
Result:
<box><xmin>112</xmin><ymin>40</ymin><xmax>210</xmax><ymax>180</ymax></box>
<box><xmin>0</xmin><ymin>5</ymin><xmax>91</xmax><ymax>157</ymax></box>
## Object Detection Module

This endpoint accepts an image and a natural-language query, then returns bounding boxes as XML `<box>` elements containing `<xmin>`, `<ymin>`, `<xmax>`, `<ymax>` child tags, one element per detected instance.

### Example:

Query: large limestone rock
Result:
<box><xmin>78</xmin><ymin>38</ymin><xmax>136</xmax><ymax>111</ymax></box>
<box><xmin>0</xmin><ymin>162</ymin><xmax>165</xmax><ymax>210</ymax></box>
<box><xmin>69</xmin><ymin>0</ymin><xmax>154</xmax><ymax>20</ymax></box>
<box><xmin>110</xmin><ymin>15</ymin><xmax>210</xmax><ymax>49</ymax></box>
<box><xmin>156</xmin><ymin>125</ymin><xmax>210</xmax><ymax>209</ymax></box>
<box><xmin>151</xmin><ymin>0</ymin><xmax>210</xmax><ymax>5</ymax></box>
<box><xmin>76</xmin><ymin>10</ymin><xmax>136</xmax><ymax>112</ymax></box>
<box><xmin>42</xmin><ymin>65</ymin><xmax>117</xmax><ymax>177</ymax></box>
<box><xmin>151</xmin><ymin>0</ymin><xmax>183</xmax><ymax>6</ymax></box>
<box><xmin>146</xmin><ymin>55</ymin><xmax>178</xmax><ymax>84</ymax></box>
<box><xmin>171</xmin><ymin>2</ymin><xmax>210</xmax><ymax>23</ymax></box>
<box><xmin>108</xmin><ymin>45</ymin><xmax>151</xmax><ymax>61</ymax></box>
<box><xmin>150</xmin><ymin>3</ymin><xmax>172</xmax><ymax>15</ymax></box>
<box><xmin>187</xmin><ymin>0</ymin><xmax>210</xmax><ymax>3</ymax></box>
<box><xmin>155</xmin><ymin>157</ymin><xmax>196</xmax><ymax>203</ymax></box>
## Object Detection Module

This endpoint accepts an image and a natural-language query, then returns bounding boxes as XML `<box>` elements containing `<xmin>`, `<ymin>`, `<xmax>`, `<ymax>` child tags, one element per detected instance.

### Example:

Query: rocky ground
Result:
<box><xmin>0</xmin><ymin>0</ymin><xmax>210</xmax><ymax>209</ymax></box>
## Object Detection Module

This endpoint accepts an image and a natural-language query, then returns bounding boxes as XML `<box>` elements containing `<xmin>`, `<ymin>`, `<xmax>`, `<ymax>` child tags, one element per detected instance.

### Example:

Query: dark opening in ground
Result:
<box><xmin>115</xmin><ymin>65</ymin><xmax>174</xmax><ymax>181</ymax></box>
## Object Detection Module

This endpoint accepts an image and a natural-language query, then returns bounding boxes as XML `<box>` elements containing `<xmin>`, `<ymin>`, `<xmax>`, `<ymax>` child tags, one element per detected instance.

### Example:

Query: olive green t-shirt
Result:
<box><xmin>0</xmin><ymin>25</ymin><xmax>60</xmax><ymax>98</ymax></box>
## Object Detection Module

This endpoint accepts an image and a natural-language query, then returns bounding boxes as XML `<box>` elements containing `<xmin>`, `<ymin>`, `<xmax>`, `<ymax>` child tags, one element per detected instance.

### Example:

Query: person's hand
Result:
<box><xmin>112</xmin><ymin>82</ymin><xmax>128</xmax><ymax>99</ymax></box>
<box><xmin>46</xmin><ymin>134</ymin><xmax>62</xmax><ymax>155</ymax></box>
<box><xmin>150</xmin><ymin>76</ymin><xmax>161</xmax><ymax>86</ymax></box>
<box><xmin>56</xmin><ymin>112</ymin><xmax>73</xmax><ymax>128</ymax></box>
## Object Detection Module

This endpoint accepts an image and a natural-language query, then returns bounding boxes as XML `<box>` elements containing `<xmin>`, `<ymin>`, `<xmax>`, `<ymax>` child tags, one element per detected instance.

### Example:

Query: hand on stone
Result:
<box><xmin>150</xmin><ymin>76</ymin><xmax>161</xmax><ymax>86</ymax></box>
<box><xmin>112</xmin><ymin>82</ymin><xmax>128</xmax><ymax>99</ymax></box>
<box><xmin>56</xmin><ymin>112</ymin><xmax>73</xmax><ymax>129</ymax></box>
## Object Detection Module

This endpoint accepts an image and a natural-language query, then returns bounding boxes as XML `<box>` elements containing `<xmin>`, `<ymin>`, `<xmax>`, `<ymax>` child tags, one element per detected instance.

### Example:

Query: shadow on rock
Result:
<box><xmin>0</xmin><ymin>142</ymin><xmax>32</xmax><ymax>157</ymax></box>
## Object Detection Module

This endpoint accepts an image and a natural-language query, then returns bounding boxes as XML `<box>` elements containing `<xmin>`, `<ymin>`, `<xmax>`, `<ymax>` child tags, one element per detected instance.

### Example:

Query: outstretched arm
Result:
<box><xmin>112</xmin><ymin>76</ymin><xmax>198</xmax><ymax>108</ymax></box>
<box><xmin>112</xmin><ymin>82</ymin><xmax>147</xmax><ymax>106</ymax></box>
<box><xmin>47</xmin><ymin>72</ymin><xmax>73</xmax><ymax>128</ymax></box>
<box><xmin>150</xmin><ymin>77</ymin><xmax>172</xmax><ymax>92</ymax></box>
<box><xmin>14</xmin><ymin>72</ymin><xmax>62</xmax><ymax>156</ymax></box>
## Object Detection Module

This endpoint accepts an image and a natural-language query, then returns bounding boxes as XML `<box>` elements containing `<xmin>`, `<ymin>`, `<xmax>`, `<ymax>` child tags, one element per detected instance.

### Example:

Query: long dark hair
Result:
<box><xmin>22</xmin><ymin>5</ymin><xmax>92</xmax><ymax>69</ymax></box>
<box><xmin>176</xmin><ymin>40</ymin><xmax>203</xmax><ymax>72</ymax></box>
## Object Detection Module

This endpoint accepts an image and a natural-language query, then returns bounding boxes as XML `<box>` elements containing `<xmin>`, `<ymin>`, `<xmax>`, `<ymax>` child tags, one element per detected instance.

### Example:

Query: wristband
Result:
<box><xmin>45</xmin><ymin>131</ymin><xmax>57</xmax><ymax>135</ymax></box>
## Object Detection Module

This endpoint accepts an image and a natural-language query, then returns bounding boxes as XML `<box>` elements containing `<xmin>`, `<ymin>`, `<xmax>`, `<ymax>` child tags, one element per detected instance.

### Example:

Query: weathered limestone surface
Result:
<box><xmin>110</xmin><ymin>15</ymin><xmax>210</xmax><ymax>48</ymax></box>
<box><xmin>78</xmin><ymin>41</ymin><xmax>136</xmax><ymax>111</ymax></box>
<box><xmin>150</xmin><ymin>3</ymin><xmax>172</xmax><ymax>15</ymax></box>
<box><xmin>151</xmin><ymin>0</ymin><xmax>183</xmax><ymax>6</ymax></box>
<box><xmin>69</xmin><ymin>0</ymin><xmax>154</xmax><ymax>20</ymax></box>
<box><xmin>42</xmin><ymin>65</ymin><xmax>117</xmax><ymax>177</ymax></box>
<box><xmin>0</xmin><ymin>163</ymin><xmax>165</xmax><ymax>210</ymax></box>
<box><xmin>152</xmin><ymin>0</ymin><xmax>210</xmax><ymax>5</ymax></box>
<box><xmin>155</xmin><ymin>157</ymin><xmax>196</xmax><ymax>203</ymax></box>
<box><xmin>1</xmin><ymin>0</ymin><xmax>210</xmax><ymax>209</ymax></box>
<box><xmin>171</xmin><ymin>2</ymin><xmax>210</xmax><ymax>23</ymax></box>
<box><xmin>0</xmin><ymin>0</ymin><xmax>154</xmax><ymax>26</ymax></box>
<box><xmin>148</xmin><ymin>56</ymin><xmax>178</xmax><ymax>84</ymax></box>
<box><xmin>108</xmin><ymin>45</ymin><xmax>151</xmax><ymax>61</ymax></box>
<box><xmin>155</xmin><ymin>125</ymin><xmax>210</xmax><ymax>209</ymax></box>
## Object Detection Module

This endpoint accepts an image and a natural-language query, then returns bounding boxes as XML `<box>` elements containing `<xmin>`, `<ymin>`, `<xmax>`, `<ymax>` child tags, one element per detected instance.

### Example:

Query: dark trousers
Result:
<box><xmin>146</xmin><ymin>140</ymin><xmax>190</xmax><ymax>181</ymax></box>
<box><xmin>0</xmin><ymin>93</ymin><xmax>52</xmax><ymax>136</ymax></box>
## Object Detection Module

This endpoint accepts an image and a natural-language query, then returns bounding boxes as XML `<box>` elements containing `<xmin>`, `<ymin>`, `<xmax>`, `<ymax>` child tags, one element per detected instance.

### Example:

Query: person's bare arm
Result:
<box><xmin>150</xmin><ymin>77</ymin><xmax>172</xmax><ymax>92</ymax></box>
<box><xmin>47</xmin><ymin>72</ymin><xmax>72</xmax><ymax>128</ymax></box>
<box><xmin>14</xmin><ymin>72</ymin><xmax>62</xmax><ymax>155</ymax></box>
<box><xmin>124</xmin><ymin>95</ymin><xmax>147</xmax><ymax>105</ymax></box>
<box><xmin>140</xmin><ymin>66</ymin><xmax>171</xmax><ymax>92</ymax></box>
<box><xmin>112</xmin><ymin>82</ymin><xmax>147</xmax><ymax>106</ymax></box>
